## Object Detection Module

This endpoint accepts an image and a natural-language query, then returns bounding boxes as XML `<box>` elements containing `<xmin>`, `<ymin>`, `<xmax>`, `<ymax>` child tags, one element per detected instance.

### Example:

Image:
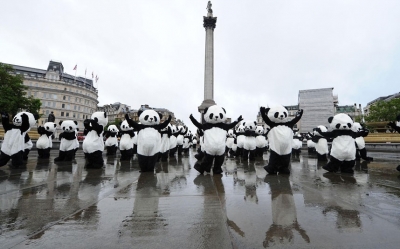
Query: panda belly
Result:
<box><xmin>355</xmin><ymin>137</ymin><xmax>366</xmax><ymax>150</ymax></box>
<box><xmin>226</xmin><ymin>137</ymin><xmax>234</xmax><ymax>148</ymax></box>
<box><xmin>307</xmin><ymin>140</ymin><xmax>315</xmax><ymax>148</ymax></box>
<box><xmin>1</xmin><ymin>129</ymin><xmax>26</xmax><ymax>155</ymax></box>
<box><xmin>244</xmin><ymin>136</ymin><xmax>256</xmax><ymax>150</ymax></box>
<box><xmin>160</xmin><ymin>134</ymin><xmax>170</xmax><ymax>153</ymax></box>
<box><xmin>315</xmin><ymin>138</ymin><xmax>328</xmax><ymax>154</ymax></box>
<box><xmin>292</xmin><ymin>139</ymin><xmax>301</xmax><ymax>150</ymax></box>
<box><xmin>176</xmin><ymin>135</ymin><xmax>184</xmax><ymax>145</ymax></box>
<box><xmin>256</xmin><ymin>136</ymin><xmax>266</xmax><ymax>148</ymax></box>
<box><xmin>137</xmin><ymin>128</ymin><xmax>161</xmax><ymax>156</ymax></box>
<box><xmin>169</xmin><ymin>136</ymin><xmax>177</xmax><ymax>149</ymax></box>
<box><xmin>25</xmin><ymin>140</ymin><xmax>33</xmax><ymax>150</ymax></box>
<box><xmin>183</xmin><ymin>138</ymin><xmax>190</xmax><ymax>149</ymax></box>
<box><xmin>331</xmin><ymin>135</ymin><xmax>356</xmax><ymax>161</ymax></box>
<box><xmin>120</xmin><ymin>134</ymin><xmax>133</xmax><ymax>150</ymax></box>
<box><xmin>83</xmin><ymin>131</ymin><xmax>104</xmax><ymax>153</ymax></box>
<box><xmin>105</xmin><ymin>136</ymin><xmax>118</xmax><ymax>147</ymax></box>
<box><xmin>36</xmin><ymin>135</ymin><xmax>50</xmax><ymax>149</ymax></box>
<box><xmin>203</xmin><ymin>127</ymin><xmax>227</xmax><ymax>156</ymax></box>
<box><xmin>268</xmin><ymin>126</ymin><xmax>293</xmax><ymax>155</ymax></box>
<box><xmin>237</xmin><ymin>135</ymin><xmax>245</xmax><ymax>148</ymax></box>
<box><xmin>60</xmin><ymin>138</ymin><xmax>77</xmax><ymax>152</ymax></box>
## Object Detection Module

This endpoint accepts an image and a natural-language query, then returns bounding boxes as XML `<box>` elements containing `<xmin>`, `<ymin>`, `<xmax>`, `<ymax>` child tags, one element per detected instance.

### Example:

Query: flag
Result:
<box><xmin>95</xmin><ymin>75</ymin><xmax>99</xmax><ymax>83</ymax></box>
<box><xmin>92</xmin><ymin>72</ymin><xmax>94</xmax><ymax>78</ymax></box>
<box><xmin>73</xmin><ymin>64</ymin><xmax>77</xmax><ymax>70</ymax></box>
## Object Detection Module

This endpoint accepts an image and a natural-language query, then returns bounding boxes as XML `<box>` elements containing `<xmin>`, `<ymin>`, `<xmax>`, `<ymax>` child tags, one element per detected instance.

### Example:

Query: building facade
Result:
<box><xmin>7</xmin><ymin>60</ymin><xmax>98</xmax><ymax>130</ymax></box>
<box><xmin>363</xmin><ymin>92</ymin><xmax>400</xmax><ymax>117</ymax></box>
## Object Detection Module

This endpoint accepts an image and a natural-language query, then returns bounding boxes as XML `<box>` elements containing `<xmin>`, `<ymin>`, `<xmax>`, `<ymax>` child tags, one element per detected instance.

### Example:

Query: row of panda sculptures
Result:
<box><xmin>1</xmin><ymin>106</ymin><xmax>400</xmax><ymax>173</ymax></box>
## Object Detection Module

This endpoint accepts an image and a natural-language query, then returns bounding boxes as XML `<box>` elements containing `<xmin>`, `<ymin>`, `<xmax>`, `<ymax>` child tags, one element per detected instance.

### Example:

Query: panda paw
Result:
<box><xmin>1</xmin><ymin>112</ymin><xmax>9</xmax><ymax>119</ymax></box>
<box><xmin>387</xmin><ymin>121</ymin><xmax>395</xmax><ymax>128</ymax></box>
<box><xmin>237</xmin><ymin>115</ymin><xmax>243</xmax><ymax>122</ymax></box>
<box><xmin>296</xmin><ymin>109</ymin><xmax>304</xmax><ymax>117</ymax></box>
<box><xmin>189</xmin><ymin>114</ymin><xmax>194</xmax><ymax>119</ymax></box>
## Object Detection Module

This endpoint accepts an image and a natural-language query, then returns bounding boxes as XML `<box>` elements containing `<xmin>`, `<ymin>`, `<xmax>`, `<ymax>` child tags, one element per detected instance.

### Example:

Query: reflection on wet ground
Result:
<box><xmin>1</xmin><ymin>150</ymin><xmax>400</xmax><ymax>248</ymax></box>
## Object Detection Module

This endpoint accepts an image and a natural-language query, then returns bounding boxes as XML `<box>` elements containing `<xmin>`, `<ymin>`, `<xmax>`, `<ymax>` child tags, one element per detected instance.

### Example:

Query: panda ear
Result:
<box><xmin>53</xmin><ymin>124</ymin><xmax>57</xmax><ymax>128</ymax></box>
<box><xmin>222</xmin><ymin>107</ymin><xmax>226</xmax><ymax>114</ymax></box>
<box><xmin>328</xmin><ymin>117</ymin><xmax>333</xmax><ymax>123</ymax></box>
<box><xmin>158</xmin><ymin>112</ymin><xmax>163</xmax><ymax>120</ymax></box>
<box><xmin>254</xmin><ymin>121</ymin><xmax>257</xmax><ymax>126</ymax></box>
<box><xmin>138</xmin><ymin>110</ymin><xmax>143</xmax><ymax>117</ymax></box>
<box><xmin>74</xmin><ymin>121</ymin><xmax>78</xmax><ymax>126</ymax></box>
<box><xmin>203</xmin><ymin>107</ymin><xmax>209</xmax><ymax>115</ymax></box>
<box><xmin>59</xmin><ymin>121</ymin><xmax>63</xmax><ymax>126</ymax></box>
<box><xmin>76</xmin><ymin>128</ymin><xmax>79</xmax><ymax>131</ymax></box>
<box><xmin>104</xmin><ymin>112</ymin><xmax>107</xmax><ymax>118</ymax></box>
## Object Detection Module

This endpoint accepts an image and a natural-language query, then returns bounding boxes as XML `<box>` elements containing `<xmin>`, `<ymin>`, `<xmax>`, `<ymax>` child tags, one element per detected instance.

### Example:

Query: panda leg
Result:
<box><xmin>323</xmin><ymin>156</ymin><xmax>341</xmax><ymax>173</ymax></box>
<box><xmin>242</xmin><ymin>149</ymin><xmax>249</xmax><ymax>160</ymax></box>
<box><xmin>213</xmin><ymin>154</ymin><xmax>225</xmax><ymax>174</ymax></box>
<box><xmin>359</xmin><ymin>148</ymin><xmax>373</xmax><ymax>161</ymax></box>
<box><xmin>42</xmin><ymin>148</ymin><xmax>51</xmax><ymax>159</ymax></box>
<box><xmin>10</xmin><ymin>151</ymin><xmax>24</xmax><ymax>168</ymax></box>
<box><xmin>264</xmin><ymin>150</ymin><xmax>279</xmax><ymax>174</ymax></box>
<box><xmin>23</xmin><ymin>149</ymin><xmax>30</xmax><ymax>161</ymax></box>
<box><xmin>161</xmin><ymin>151</ymin><xmax>169</xmax><ymax>161</ymax></box>
<box><xmin>54</xmin><ymin>150</ymin><xmax>65</xmax><ymax>162</ymax></box>
<box><xmin>249</xmin><ymin>149</ymin><xmax>256</xmax><ymax>161</ymax></box>
<box><xmin>317</xmin><ymin>153</ymin><xmax>328</xmax><ymax>161</ymax></box>
<box><xmin>340</xmin><ymin>160</ymin><xmax>355</xmax><ymax>174</ymax></box>
<box><xmin>277</xmin><ymin>153</ymin><xmax>291</xmax><ymax>174</ymax></box>
<box><xmin>86</xmin><ymin>151</ymin><xmax>104</xmax><ymax>169</ymax></box>
<box><xmin>197</xmin><ymin>153</ymin><xmax>213</xmax><ymax>174</ymax></box>
<box><xmin>0</xmin><ymin>151</ymin><xmax>11</xmax><ymax>166</ymax></box>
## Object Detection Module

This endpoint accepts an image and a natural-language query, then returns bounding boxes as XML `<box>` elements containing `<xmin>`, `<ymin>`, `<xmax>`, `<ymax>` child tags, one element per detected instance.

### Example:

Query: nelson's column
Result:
<box><xmin>198</xmin><ymin>1</ymin><xmax>217</xmax><ymax>123</ymax></box>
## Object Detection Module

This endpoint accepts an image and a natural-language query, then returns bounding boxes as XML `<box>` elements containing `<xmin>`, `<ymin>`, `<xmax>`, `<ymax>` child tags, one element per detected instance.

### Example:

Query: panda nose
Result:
<box><xmin>343</xmin><ymin>126</ymin><xmax>347</xmax><ymax>128</ymax></box>
<box><xmin>63</xmin><ymin>127</ymin><xmax>65</xmax><ymax>130</ymax></box>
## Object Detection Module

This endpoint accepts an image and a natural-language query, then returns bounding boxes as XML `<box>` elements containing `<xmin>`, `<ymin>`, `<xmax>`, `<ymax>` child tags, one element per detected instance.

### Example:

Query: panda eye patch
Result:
<box><xmin>144</xmin><ymin>115</ymin><xmax>149</xmax><ymax>120</ymax></box>
<box><xmin>69</xmin><ymin>126</ymin><xmax>72</xmax><ymax>130</ymax></box>
<box><xmin>347</xmin><ymin>123</ymin><xmax>352</xmax><ymax>128</ymax></box>
<box><xmin>274</xmin><ymin>112</ymin><xmax>279</xmax><ymax>118</ymax></box>
<box><xmin>336</xmin><ymin>124</ymin><xmax>341</xmax><ymax>129</ymax></box>
<box><xmin>284</xmin><ymin>112</ymin><xmax>287</xmax><ymax>118</ymax></box>
<box><xmin>209</xmin><ymin>113</ymin><xmax>214</xmax><ymax>119</ymax></box>
<box><xmin>154</xmin><ymin>116</ymin><xmax>158</xmax><ymax>122</ymax></box>
<box><xmin>219</xmin><ymin>113</ymin><xmax>223</xmax><ymax>119</ymax></box>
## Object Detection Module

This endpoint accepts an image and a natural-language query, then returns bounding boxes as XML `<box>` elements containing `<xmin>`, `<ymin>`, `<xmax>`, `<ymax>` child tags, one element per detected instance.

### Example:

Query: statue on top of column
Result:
<box><xmin>206</xmin><ymin>1</ymin><xmax>213</xmax><ymax>16</ymax></box>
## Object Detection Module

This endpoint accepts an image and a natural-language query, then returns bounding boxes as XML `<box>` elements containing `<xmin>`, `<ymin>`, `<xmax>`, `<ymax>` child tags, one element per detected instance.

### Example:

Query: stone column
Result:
<box><xmin>198</xmin><ymin>11</ymin><xmax>217</xmax><ymax>123</ymax></box>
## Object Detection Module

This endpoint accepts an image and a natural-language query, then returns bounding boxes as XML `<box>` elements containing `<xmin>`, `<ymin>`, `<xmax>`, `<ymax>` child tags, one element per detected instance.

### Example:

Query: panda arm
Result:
<box><xmin>125</xmin><ymin>114</ymin><xmax>144</xmax><ymax>131</ymax></box>
<box><xmin>189</xmin><ymin>114</ymin><xmax>204</xmax><ymax>130</ymax></box>
<box><xmin>1</xmin><ymin>113</ymin><xmax>12</xmax><ymax>131</ymax></box>
<box><xmin>315</xmin><ymin>128</ymin><xmax>335</xmax><ymax>138</ymax></box>
<box><xmin>24</xmin><ymin>133</ymin><xmax>30</xmax><ymax>143</ymax></box>
<box><xmin>260</xmin><ymin>107</ymin><xmax>275</xmax><ymax>128</ymax></box>
<box><xmin>37</xmin><ymin>126</ymin><xmax>45</xmax><ymax>135</ymax></box>
<box><xmin>168</xmin><ymin>126</ymin><xmax>172</xmax><ymax>137</ymax></box>
<box><xmin>20</xmin><ymin>113</ymin><xmax>30</xmax><ymax>134</ymax></box>
<box><xmin>286</xmin><ymin>109</ymin><xmax>303</xmax><ymax>128</ymax></box>
<box><xmin>388</xmin><ymin>121</ymin><xmax>400</xmax><ymax>132</ymax></box>
<box><xmin>225</xmin><ymin>116</ymin><xmax>243</xmax><ymax>130</ymax></box>
<box><xmin>157</xmin><ymin>115</ymin><xmax>172</xmax><ymax>130</ymax></box>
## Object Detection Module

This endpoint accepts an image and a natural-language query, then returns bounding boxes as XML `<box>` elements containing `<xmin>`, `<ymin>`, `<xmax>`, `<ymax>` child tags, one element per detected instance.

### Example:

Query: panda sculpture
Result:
<box><xmin>125</xmin><ymin>110</ymin><xmax>172</xmax><ymax>172</ymax></box>
<box><xmin>0</xmin><ymin>112</ymin><xmax>31</xmax><ymax>168</ymax></box>
<box><xmin>292</xmin><ymin>133</ymin><xmax>303</xmax><ymax>159</ymax></box>
<box><xmin>352</xmin><ymin>122</ymin><xmax>373</xmax><ymax>162</ymax></box>
<box><xmin>159</xmin><ymin>124</ymin><xmax>172</xmax><ymax>161</ymax></box>
<box><xmin>242</xmin><ymin>121</ymin><xmax>257</xmax><ymax>161</ymax></box>
<box><xmin>308</xmin><ymin>125</ymin><xmax>329</xmax><ymax>161</ymax></box>
<box><xmin>104</xmin><ymin>124</ymin><xmax>119</xmax><ymax>156</ymax></box>
<box><xmin>260</xmin><ymin>105</ymin><xmax>303</xmax><ymax>174</ymax></box>
<box><xmin>54</xmin><ymin>120</ymin><xmax>79</xmax><ymax>162</ymax></box>
<box><xmin>189</xmin><ymin>105</ymin><xmax>243</xmax><ymax>174</ymax></box>
<box><xmin>176</xmin><ymin>125</ymin><xmax>186</xmax><ymax>156</ymax></box>
<box><xmin>36</xmin><ymin>122</ymin><xmax>57</xmax><ymax>158</ymax></box>
<box><xmin>316</xmin><ymin>113</ymin><xmax>364</xmax><ymax>173</ymax></box>
<box><xmin>234</xmin><ymin>123</ymin><xmax>246</xmax><ymax>158</ymax></box>
<box><xmin>182</xmin><ymin>129</ymin><xmax>192</xmax><ymax>155</ymax></box>
<box><xmin>20</xmin><ymin>112</ymin><xmax>36</xmax><ymax>160</ymax></box>
<box><xmin>82</xmin><ymin>112</ymin><xmax>108</xmax><ymax>168</ymax></box>
<box><xmin>168</xmin><ymin>124</ymin><xmax>178</xmax><ymax>157</ymax></box>
<box><xmin>388</xmin><ymin>114</ymin><xmax>400</xmax><ymax>172</ymax></box>
<box><xmin>192</xmin><ymin>134</ymin><xmax>198</xmax><ymax>150</ymax></box>
<box><xmin>118</xmin><ymin>120</ymin><xmax>135</xmax><ymax>160</ymax></box>
<box><xmin>305</xmin><ymin>134</ymin><xmax>316</xmax><ymax>154</ymax></box>
<box><xmin>255</xmin><ymin>126</ymin><xmax>267</xmax><ymax>157</ymax></box>
<box><xmin>225</xmin><ymin>129</ymin><xmax>235</xmax><ymax>157</ymax></box>
<box><xmin>194</xmin><ymin>128</ymin><xmax>205</xmax><ymax>161</ymax></box>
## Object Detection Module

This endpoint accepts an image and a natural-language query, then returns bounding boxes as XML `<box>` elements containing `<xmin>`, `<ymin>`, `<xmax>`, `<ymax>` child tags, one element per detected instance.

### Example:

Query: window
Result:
<box><xmin>43</xmin><ymin>93</ymin><xmax>47</xmax><ymax>98</ymax></box>
<box><xmin>64</xmin><ymin>88</ymin><xmax>67</xmax><ymax>90</ymax></box>
<box><xmin>78</xmin><ymin>106</ymin><xmax>81</xmax><ymax>111</ymax></box>
<box><xmin>68</xmin><ymin>96</ymin><xmax>71</xmax><ymax>101</ymax></box>
<box><xmin>75</xmin><ymin>97</ymin><xmax>78</xmax><ymax>102</ymax></box>
<box><xmin>53</xmin><ymin>102</ymin><xmax>56</xmax><ymax>107</ymax></box>
<box><xmin>66</xmin><ymin>113</ymin><xmax>69</xmax><ymax>117</ymax></box>
<box><xmin>73</xmin><ymin>113</ymin><xmax>76</xmax><ymax>118</ymax></box>
<box><xmin>74</xmin><ymin>105</ymin><xmax>77</xmax><ymax>110</ymax></box>
<box><xmin>63</xmin><ymin>96</ymin><xmax>66</xmax><ymax>100</ymax></box>
<box><xmin>61</xmin><ymin>112</ymin><xmax>64</xmax><ymax>117</ymax></box>
<box><xmin>62</xmin><ymin>104</ymin><xmax>65</xmax><ymax>108</ymax></box>
<box><xmin>46</xmin><ymin>110</ymin><xmax>49</xmax><ymax>115</ymax></box>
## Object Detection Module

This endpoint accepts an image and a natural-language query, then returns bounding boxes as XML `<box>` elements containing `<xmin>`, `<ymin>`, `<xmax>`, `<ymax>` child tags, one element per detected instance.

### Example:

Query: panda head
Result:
<box><xmin>255</xmin><ymin>126</ymin><xmax>264</xmax><ymax>135</ymax></box>
<box><xmin>59</xmin><ymin>120</ymin><xmax>78</xmax><ymax>133</ymax></box>
<box><xmin>236</xmin><ymin>124</ymin><xmax>245</xmax><ymax>133</ymax></box>
<box><xmin>313</xmin><ymin>125</ymin><xmax>328</xmax><ymax>136</ymax></box>
<box><xmin>268</xmin><ymin>105</ymin><xmax>289</xmax><ymax>123</ymax></box>
<box><xmin>107</xmin><ymin>124</ymin><xmax>119</xmax><ymax>133</ymax></box>
<box><xmin>242</xmin><ymin>121</ymin><xmax>257</xmax><ymax>131</ymax></box>
<box><xmin>227</xmin><ymin>129</ymin><xmax>235</xmax><ymax>137</ymax></box>
<box><xmin>138</xmin><ymin>109</ymin><xmax>161</xmax><ymax>125</ymax></box>
<box><xmin>328</xmin><ymin>114</ymin><xmax>353</xmax><ymax>131</ymax></box>
<box><xmin>120</xmin><ymin>120</ymin><xmax>133</xmax><ymax>131</ymax></box>
<box><xmin>12</xmin><ymin>112</ymin><xmax>28</xmax><ymax>127</ymax></box>
<box><xmin>169</xmin><ymin>124</ymin><xmax>176</xmax><ymax>133</ymax></box>
<box><xmin>203</xmin><ymin>105</ymin><xmax>227</xmax><ymax>124</ymax></box>
<box><xmin>395</xmin><ymin>114</ymin><xmax>400</xmax><ymax>127</ymax></box>
<box><xmin>91</xmin><ymin>112</ymin><xmax>108</xmax><ymax>127</ymax></box>
<box><xmin>44</xmin><ymin>122</ymin><xmax>57</xmax><ymax>133</ymax></box>
<box><xmin>351</xmin><ymin>122</ymin><xmax>363</xmax><ymax>132</ymax></box>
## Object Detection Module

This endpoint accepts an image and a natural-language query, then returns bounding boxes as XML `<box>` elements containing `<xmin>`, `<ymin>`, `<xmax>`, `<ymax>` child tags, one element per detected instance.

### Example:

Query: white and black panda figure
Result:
<box><xmin>82</xmin><ymin>112</ymin><xmax>108</xmax><ymax>168</ymax></box>
<box><xmin>242</xmin><ymin>121</ymin><xmax>257</xmax><ymax>161</ymax></box>
<box><xmin>192</xmin><ymin>134</ymin><xmax>198</xmax><ymax>150</ymax></box>
<box><xmin>159</xmin><ymin>124</ymin><xmax>172</xmax><ymax>161</ymax></box>
<box><xmin>305</xmin><ymin>134</ymin><xmax>316</xmax><ymax>154</ymax></box>
<box><xmin>308</xmin><ymin>125</ymin><xmax>329</xmax><ymax>161</ymax></box>
<box><xmin>352</xmin><ymin>122</ymin><xmax>373</xmax><ymax>162</ymax></box>
<box><xmin>118</xmin><ymin>120</ymin><xmax>135</xmax><ymax>161</ymax></box>
<box><xmin>168</xmin><ymin>124</ymin><xmax>178</xmax><ymax>157</ymax></box>
<box><xmin>255</xmin><ymin>126</ymin><xmax>267</xmax><ymax>157</ymax></box>
<box><xmin>234</xmin><ymin>123</ymin><xmax>246</xmax><ymax>158</ymax></box>
<box><xmin>125</xmin><ymin>110</ymin><xmax>172</xmax><ymax>172</ymax></box>
<box><xmin>0</xmin><ymin>112</ymin><xmax>31</xmax><ymax>168</ymax></box>
<box><xmin>54</xmin><ymin>120</ymin><xmax>79</xmax><ymax>162</ymax></box>
<box><xmin>316</xmin><ymin>113</ymin><xmax>364</xmax><ymax>174</ymax></box>
<box><xmin>104</xmin><ymin>124</ymin><xmax>119</xmax><ymax>156</ymax></box>
<box><xmin>260</xmin><ymin>105</ymin><xmax>303</xmax><ymax>174</ymax></box>
<box><xmin>36</xmin><ymin>122</ymin><xmax>57</xmax><ymax>158</ymax></box>
<box><xmin>388</xmin><ymin>114</ymin><xmax>400</xmax><ymax>172</ymax></box>
<box><xmin>182</xmin><ymin>129</ymin><xmax>192</xmax><ymax>155</ymax></box>
<box><xmin>225</xmin><ymin>129</ymin><xmax>235</xmax><ymax>157</ymax></box>
<box><xmin>292</xmin><ymin>133</ymin><xmax>303</xmax><ymax>160</ymax></box>
<box><xmin>20</xmin><ymin>112</ymin><xmax>36</xmax><ymax>160</ymax></box>
<box><xmin>176</xmin><ymin>125</ymin><xmax>187</xmax><ymax>156</ymax></box>
<box><xmin>194</xmin><ymin>129</ymin><xmax>205</xmax><ymax>161</ymax></box>
<box><xmin>189</xmin><ymin>105</ymin><xmax>243</xmax><ymax>174</ymax></box>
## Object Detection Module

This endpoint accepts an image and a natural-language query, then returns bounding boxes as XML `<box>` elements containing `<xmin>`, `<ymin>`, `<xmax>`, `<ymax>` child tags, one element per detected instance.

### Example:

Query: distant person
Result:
<box><xmin>48</xmin><ymin>111</ymin><xmax>55</xmax><ymax>122</ymax></box>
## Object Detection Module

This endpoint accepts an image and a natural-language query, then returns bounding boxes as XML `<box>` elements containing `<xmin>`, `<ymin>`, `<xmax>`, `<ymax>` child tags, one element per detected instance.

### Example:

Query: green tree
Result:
<box><xmin>0</xmin><ymin>63</ymin><xmax>41</xmax><ymax>118</ymax></box>
<box><xmin>365</xmin><ymin>98</ymin><xmax>400</xmax><ymax>122</ymax></box>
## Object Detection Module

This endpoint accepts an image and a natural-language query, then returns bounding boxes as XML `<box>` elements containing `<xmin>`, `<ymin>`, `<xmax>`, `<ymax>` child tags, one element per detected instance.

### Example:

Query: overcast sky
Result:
<box><xmin>1</xmin><ymin>0</ymin><xmax>400</xmax><ymax>132</ymax></box>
